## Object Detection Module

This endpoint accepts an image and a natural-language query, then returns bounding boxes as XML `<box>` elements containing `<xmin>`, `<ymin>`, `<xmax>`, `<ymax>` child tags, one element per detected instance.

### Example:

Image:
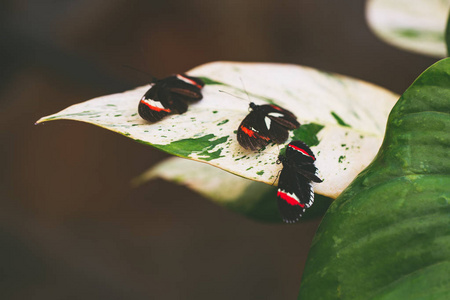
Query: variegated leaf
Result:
<box><xmin>37</xmin><ymin>61</ymin><xmax>398</xmax><ymax>199</ymax></box>
<box><xmin>366</xmin><ymin>0</ymin><xmax>450</xmax><ymax>57</ymax></box>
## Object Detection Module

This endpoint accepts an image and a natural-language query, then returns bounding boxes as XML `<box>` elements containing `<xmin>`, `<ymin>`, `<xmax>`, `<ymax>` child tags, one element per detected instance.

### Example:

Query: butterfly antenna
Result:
<box><xmin>272</xmin><ymin>169</ymin><xmax>282</xmax><ymax>186</ymax></box>
<box><xmin>239</xmin><ymin>77</ymin><xmax>254</xmax><ymax>112</ymax></box>
<box><xmin>271</xmin><ymin>143</ymin><xmax>285</xmax><ymax>186</ymax></box>
<box><xmin>122</xmin><ymin>65</ymin><xmax>158</xmax><ymax>83</ymax></box>
<box><xmin>239</xmin><ymin>77</ymin><xmax>252</xmax><ymax>102</ymax></box>
<box><xmin>254</xmin><ymin>150</ymin><xmax>281</xmax><ymax>186</ymax></box>
<box><xmin>218</xmin><ymin>90</ymin><xmax>247</xmax><ymax>101</ymax></box>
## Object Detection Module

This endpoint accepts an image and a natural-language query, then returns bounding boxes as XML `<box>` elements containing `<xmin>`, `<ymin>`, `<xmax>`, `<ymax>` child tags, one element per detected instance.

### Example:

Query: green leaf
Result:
<box><xmin>36</xmin><ymin>62</ymin><xmax>398</xmax><ymax>199</ymax></box>
<box><xmin>135</xmin><ymin>157</ymin><xmax>333</xmax><ymax>222</ymax></box>
<box><xmin>366</xmin><ymin>0</ymin><xmax>450</xmax><ymax>58</ymax></box>
<box><xmin>298</xmin><ymin>58</ymin><xmax>450</xmax><ymax>299</ymax></box>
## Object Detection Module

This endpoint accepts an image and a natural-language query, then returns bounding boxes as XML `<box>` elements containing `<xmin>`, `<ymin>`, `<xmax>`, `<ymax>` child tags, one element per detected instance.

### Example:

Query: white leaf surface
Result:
<box><xmin>366</xmin><ymin>0</ymin><xmax>450</xmax><ymax>57</ymax></box>
<box><xmin>37</xmin><ymin>61</ymin><xmax>398</xmax><ymax>199</ymax></box>
<box><xmin>134</xmin><ymin>157</ymin><xmax>271</xmax><ymax>205</ymax></box>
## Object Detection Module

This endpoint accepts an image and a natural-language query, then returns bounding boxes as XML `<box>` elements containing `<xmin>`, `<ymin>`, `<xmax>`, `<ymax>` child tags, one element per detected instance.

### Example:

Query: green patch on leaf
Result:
<box><xmin>393</xmin><ymin>28</ymin><xmax>444</xmax><ymax>42</ymax></box>
<box><xmin>366</xmin><ymin>0</ymin><xmax>450</xmax><ymax>58</ymax></box>
<box><xmin>198</xmin><ymin>149</ymin><xmax>224</xmax><ymax>161</ymax></box>
<box><xmin>198</xmin><ymin>77</ymin><xmax>226</xmax><ymax>85</ymax></box>
<box><xmin>331</xmin><ymin>112</ymin><xmax>351</xmax><ymax>127</ymax></box>
<box><xmin>155</xmin><ymin>134</ymin><xmax>229</xmax><ymax>159</ymax></box>
<box><xmin>217</xmin><ymin>119</ymin><xmax>229</xmax><ymax>126</ymax></box>
<box><xmin>292</xmin><ymin>123</ymin><xmax>325</xmax><ymax>147</ymax></box>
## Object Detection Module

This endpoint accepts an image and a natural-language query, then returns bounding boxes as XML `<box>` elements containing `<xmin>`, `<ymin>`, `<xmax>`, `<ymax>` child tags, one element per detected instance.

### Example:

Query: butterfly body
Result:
<box><xmin>237</xmin><ymin>102</ymin><xmax>300</xmax><ymax>150</ymax></box>
<box><xmin>277</xmin><ymin>140</ymin><xmax>322</xmax><ymax>223</ymax></box>
<box><xmin>138</xmin><ymin>74</ymin><xmax>204</xmax><ymax>122</ymax></box>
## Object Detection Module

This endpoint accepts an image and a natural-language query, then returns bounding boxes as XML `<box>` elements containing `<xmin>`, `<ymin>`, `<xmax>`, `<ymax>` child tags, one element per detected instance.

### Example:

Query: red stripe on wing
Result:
<box><xmin>140</xmin><ymin>100</ymin><xmax>171</xmax><ymax>113</ymax></box>
<box><xmin>176</xmin><ymin>74</ymin><xmax>203</xmax><ymax>89</ymax></box>
<box><xmin>289</xmin><ymin>144</ymin><xmax>315</xmax><ymax>160</ymax></box>
<box><xmin>277</xmin><ymin>191</ymin><xmax>305</xmax><ymax>207</ymax></box>
<box><xmin>240</xmin><ymin>126</ymin><xmax>270</xmax><ymax>141</ymax></box>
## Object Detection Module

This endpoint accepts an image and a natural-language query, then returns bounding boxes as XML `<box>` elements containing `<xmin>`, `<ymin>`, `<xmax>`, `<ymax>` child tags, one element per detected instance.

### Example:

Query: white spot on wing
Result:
<box><xmin>264</xmin><ymin>117</ymin><xmax>271</xmax><ymax>130</ymax></box>
<box><xmin>267</xmin><ymin>112</ymin><xmax>284</xmax><ymax>118</ymax></box>
<box><xmin>176</xmin><ymin>74</ymin><xmax>196</xmax><ymax>86</ymax></box>
<box><xmin>142</xmin><ymin>98</ymin><xmax>165</xmax><ymax>109</ymax></box>
<box><xmin>305</xmin><ymin>185</ymin><xmax>314</xmax><ymax>208</ymax></box>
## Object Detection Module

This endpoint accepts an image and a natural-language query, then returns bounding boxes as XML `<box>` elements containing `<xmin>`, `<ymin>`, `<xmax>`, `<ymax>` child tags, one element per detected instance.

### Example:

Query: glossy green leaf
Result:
<box><xmin>136</xmin><ymin>157</ymin><xmax>333</xmax><ymax>222</ymax></box>
<box><xmin>366</xmin><ymin>0</ymin><xmax>450</xmax><ymax>57</ymax></box>
<box><xmin>298</xmin><ymin>58</ymin><xmax>450</xmax><ymax>299</ymax></box>
<box><xmin>37</xmin><ymin>61</ymin><xmax>398</xmax><ymax>199</ymax></box>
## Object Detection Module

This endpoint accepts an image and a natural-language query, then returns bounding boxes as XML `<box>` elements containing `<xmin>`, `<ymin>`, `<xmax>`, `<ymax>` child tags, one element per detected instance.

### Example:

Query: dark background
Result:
<box><xmin>1</xmin><ymin>0</ymin><xmax>437</xmax><ymax>299</ymax></box>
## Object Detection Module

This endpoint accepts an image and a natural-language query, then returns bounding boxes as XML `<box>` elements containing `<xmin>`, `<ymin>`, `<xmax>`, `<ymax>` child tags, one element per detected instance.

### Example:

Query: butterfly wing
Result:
<box><xmin>277</xmin><ymin>164</ymin><xmax>314</xmax><ymax>223</ymax></box>
<box><xmin>295</xmin><ymin>164</ymin><xmax>322</xmax><ymax>183</ymax></box>
<box><xmin>138</xmin><ymin>84</ymin><xmax>172</xmax><ymax>122</ymax></box>
<box><xmin>164</xmin><ymin>74</ymin><xmax>204</xmax><ymax>100</ymax></box>
<box><xmin>176</xmin><ymin>74</ymin><xmax>205</xmax><ymax>88</ymax></box>
<box><xmin>237</xmin><ymin>103</ymin><xmax>296</xmax><ymax>150</ymax></box>
<box><xmin>286</xmin><ymin>140</ymin><xmax>316</xmax><ymax>163</ymax></box>
<box><xmin>264</xmin><ymin>120</ymin><xmax>290</xmax><ymax>144</ymax></box>
<box><xmin>286</xmin><ymin>141</ymin><xmax>322</xmax><ymax>182</ymax></box>
<box><xmin>237</xmin><ymin>110</ymin><xmax>272</xmax><ymax>150</ymax></box>
<box><xmin>264</xmin><ymin>104</ymin><xmax>300</xmax><ymax>130</ymax></box>
<box><xmin>251</xmin><ymin>104</ymin><xmax>300</xmax><ymax>145</ymax></box>
<box><xmin>276</xmin><ymin>140</ymin><xmax>322</xmax><ymax>223</ymax></box>
<box><xmin>138</xmin><ymin>74</ymin><xmax>204</xmax><ymax>122</ymax></box>
<box><xmin>168</xmin><ymin>92</ymin><xmax>189</xmax><ymax>114</ymax></box>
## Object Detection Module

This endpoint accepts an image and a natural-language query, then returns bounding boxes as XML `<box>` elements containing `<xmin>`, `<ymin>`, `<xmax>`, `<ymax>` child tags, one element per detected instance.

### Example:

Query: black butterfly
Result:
<box><xmin>237</xmin><ymin>102</ymin><xmax>300</xmax><ymax>150</ymax></box>
<box><xmin>277</xmin><ymin>140</ymin><xmax>322</xmax><ymax>223</ymax></box>
<box><xmin>138</xmin><ymin>74</ymin><xmax>204</xmax><ymax>122</ymax></box>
